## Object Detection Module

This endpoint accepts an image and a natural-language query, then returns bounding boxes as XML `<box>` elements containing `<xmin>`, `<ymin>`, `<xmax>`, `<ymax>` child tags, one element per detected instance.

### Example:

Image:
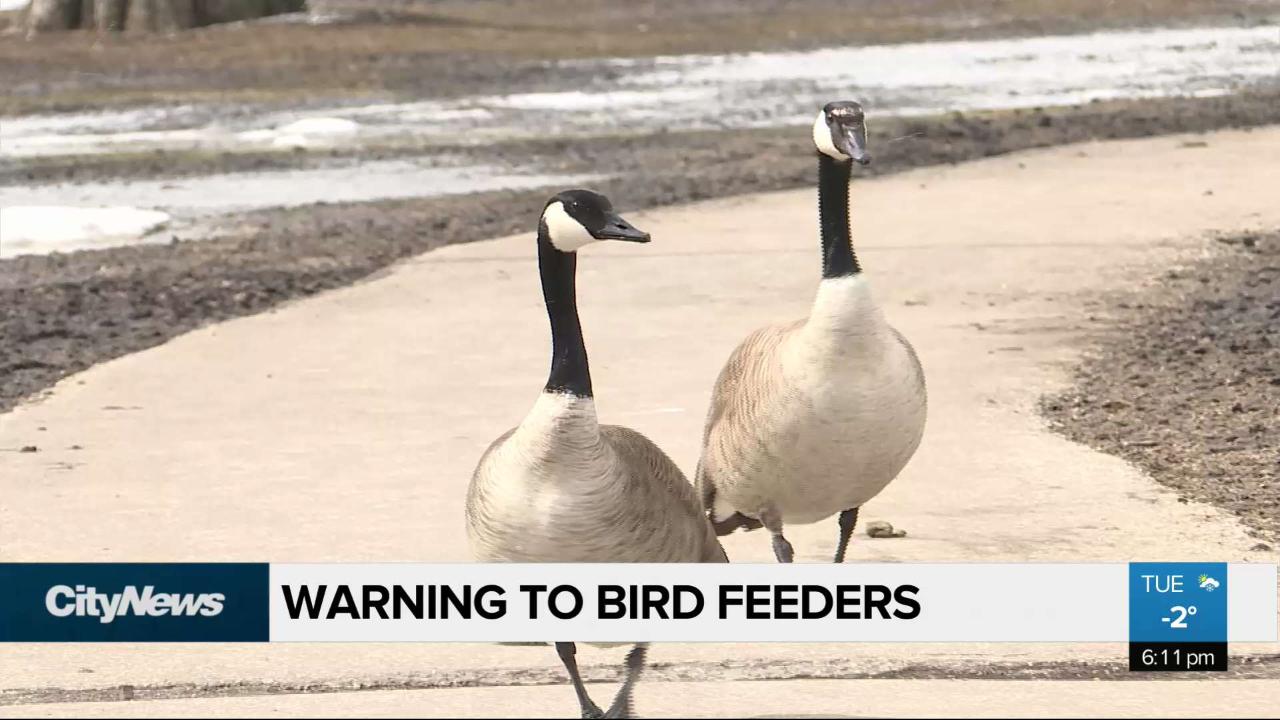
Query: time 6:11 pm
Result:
<box><xmin>1140</xmin><ymin>647</ymin><xmax>1217</xmax><ymax>670</ymax></box>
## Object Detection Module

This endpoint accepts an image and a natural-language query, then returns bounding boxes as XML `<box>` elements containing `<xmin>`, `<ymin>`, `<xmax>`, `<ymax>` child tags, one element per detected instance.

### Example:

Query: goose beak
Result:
<box><xmin>835</xmin><ymin>121</ymin><xmax>871</xmax><ymax>166</ymax></box>
<box><xmin>594</xmin><ymin>212</ymin><xmax>651</xmax><ymax>243</ymax></box>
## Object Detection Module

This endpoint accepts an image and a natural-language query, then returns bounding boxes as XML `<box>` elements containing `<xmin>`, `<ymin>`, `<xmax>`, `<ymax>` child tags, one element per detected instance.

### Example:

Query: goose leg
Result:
<box><xmin>603</xmin><ymin>643</ymin><xmax>649</xmax><ymax>718</ymax></box>
<box><xmin>556</xmin><ymin>642</ymin><xmax>604</xmax><ymax>718</ymax></box>
<box><xmin>833</xmin><ymin>507</ymin><xmax>860</xmax><ymax>563</ymax></box>
<box><xmin>760</xmin><ymin>507</ymin><xmax>794</xmax><ymax>563</ymax></box>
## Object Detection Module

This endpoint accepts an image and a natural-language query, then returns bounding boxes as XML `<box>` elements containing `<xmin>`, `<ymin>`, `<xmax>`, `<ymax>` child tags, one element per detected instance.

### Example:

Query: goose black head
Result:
<box><xmin>540</xmin><ymin>189</ymin><xmax>651</xmax><ymax>252</ymax></box>
<box><xmin>813</xmin><ymin>100</ymin><xmax>871</xmax><ymax>165</ymax></box>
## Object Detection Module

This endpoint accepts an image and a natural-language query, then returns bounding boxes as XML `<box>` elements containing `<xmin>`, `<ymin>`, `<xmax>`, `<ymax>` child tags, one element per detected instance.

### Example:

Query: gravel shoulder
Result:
<box><xmin>1044</xmin><ymin>231</ymin><xmax>1280</xmax><ymax>544</ymax></box>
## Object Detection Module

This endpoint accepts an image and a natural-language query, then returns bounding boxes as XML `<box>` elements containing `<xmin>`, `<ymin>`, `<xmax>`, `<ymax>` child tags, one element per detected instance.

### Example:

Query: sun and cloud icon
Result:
<box><xmin>1198</xmin><ymin>574</ymin><xmax>1221</xmax><ymax>591</ymax></box>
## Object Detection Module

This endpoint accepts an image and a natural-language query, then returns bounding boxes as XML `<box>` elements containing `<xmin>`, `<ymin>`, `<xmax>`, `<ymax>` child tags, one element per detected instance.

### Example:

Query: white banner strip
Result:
<box><xmin>268</xmin><ymin>563</ymin><xmax>1277</xmax><ymax>643</ymax></box>
<box><xmin>1229</xmin><ymin>563</ymin><xmax>1278</xmax><ymax>642</ymax></box>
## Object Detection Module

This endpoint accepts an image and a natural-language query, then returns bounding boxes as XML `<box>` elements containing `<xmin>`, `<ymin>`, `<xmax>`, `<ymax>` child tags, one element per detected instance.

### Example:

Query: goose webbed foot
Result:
<box><xmin>833</xmin><ymin>507</ymin><xmax>860</xmax><ymax>563</ymax></box>
<box><xmin>603</xmin><ymin>643</ymin><xmax>648</xmax><ymax>718</ymax></box>
<box><xmin>556</xmin><ymin>642</ymin><xmax>604</xmax><ymax>718</ymax></box>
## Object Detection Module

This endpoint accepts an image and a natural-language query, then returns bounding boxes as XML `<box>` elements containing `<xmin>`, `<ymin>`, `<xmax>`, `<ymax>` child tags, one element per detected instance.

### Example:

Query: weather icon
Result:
<box><xmin>1198</xmin><ymin>574</ymin><xmax>1220</xmax><ymax>591</ymax></box>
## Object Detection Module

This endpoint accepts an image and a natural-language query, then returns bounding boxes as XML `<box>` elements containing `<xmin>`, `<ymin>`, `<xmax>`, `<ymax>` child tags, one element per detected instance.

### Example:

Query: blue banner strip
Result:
<box><xmin>1128</xmin><ymin>562</ymin><xmax>1227</xmax><ymax>643</ymax></box>
<box><xmin>0</xmin><ymin>563</ymin><xmax>269</xmax><ymax>642</ymax></box>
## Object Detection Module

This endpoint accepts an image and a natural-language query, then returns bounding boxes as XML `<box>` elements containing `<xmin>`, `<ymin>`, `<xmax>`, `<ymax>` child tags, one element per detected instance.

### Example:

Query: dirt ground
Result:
<box><xmin>2</xmin><ymin>0</ymin><xmax>1277</xmax><ymax>114</ymax></box>
<box><xmin>1044</xmin><ymin>231</ymin><xmax>1280</xmax><ymax>544</ymax></box>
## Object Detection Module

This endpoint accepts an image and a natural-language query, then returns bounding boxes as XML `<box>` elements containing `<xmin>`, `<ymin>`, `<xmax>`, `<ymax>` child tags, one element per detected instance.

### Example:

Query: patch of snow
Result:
<box><xmin>276</xmin><ymin>117</ymin><xmax>361</xmax><ymax>136</ymax></box>
<box><xmin>478</xmin><ymin>87</ymin><xmax>714</xmax><ymax>111</ymax></box>
<box><xmin>249</xmin><ymin>9</ymin><xmax>348</xmax><ymax>25</ymax></box>
<box><xmin>0</xmin><ymin>0</ymin><xmax>30</xmax><ymax>12</ymax></box>
<box><xmin>0</xmin><ymin>162</ymin><xmax>596</xmax><ymax>255</ymax></box>
<box><xmin>0</xmin><ymin>105</ymin><xmax>207</xmax><ymax>138</ymax></box>
<box><xmin>599</xmin><ymin>24</ymin><xmax>1280</xmax><ymax>127</ymax></box>
<box><xmin>0</xmin><ymin>206</ymin><xmax>170</xmax><ymax>258</ymax></box>
<box><xmin>3</xmin><ymin>118</ymin><xmax>364</xmax><ymax>158</ymax></box>
<box><xmin>238</xmin><ymin>117</ymin><xmax>361</xmax><ymax>149</ymax></box>
<box><xmin>1</xmin><ymin>129</ymin><xmax>218</xmax><ymax>158</ymax></box>
<box><xmin>472</xmin><ymin>24</ymin><xmax>1280</xmax><ymax>132</ymax></box>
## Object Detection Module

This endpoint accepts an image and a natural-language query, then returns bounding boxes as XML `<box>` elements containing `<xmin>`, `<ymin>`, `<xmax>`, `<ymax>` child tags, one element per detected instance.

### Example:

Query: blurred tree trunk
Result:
<box><xmin>26</xmin><ymin>0</ymin><xmax>302</xmax><ymax>33</ymax></box>
<box><xmin>95</xmin><ymin>0</ymin><xmax>128</xmax><ymax>30</ymax></box>
<box><xmin>26</xmin><ymin>0</ymin><xmax>79</xmax><ymax>32</ymax></box>
<box><xmin>126</xmin><ymin>0</ymin><xmax>195</xmax><ymax>32</ymax></box>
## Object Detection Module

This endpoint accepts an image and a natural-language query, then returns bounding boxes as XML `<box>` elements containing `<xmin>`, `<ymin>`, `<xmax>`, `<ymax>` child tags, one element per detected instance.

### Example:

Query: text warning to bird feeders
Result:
<box><xmin>0</xmin><ymin>563</ymin><xmax>1275</xmax><ymax>662</ymax></box>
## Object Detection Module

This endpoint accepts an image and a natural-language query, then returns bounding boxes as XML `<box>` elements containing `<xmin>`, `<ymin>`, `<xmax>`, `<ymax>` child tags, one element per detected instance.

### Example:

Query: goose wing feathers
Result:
<box><xmin>601</xmin><ymin>425</ymin><xmax>729</xmax><ymax>563</ymax></box>
<box><xmin>695</xmin><ymin>320</ymin><xmax>804</xmax><ymax>520</ymax></box>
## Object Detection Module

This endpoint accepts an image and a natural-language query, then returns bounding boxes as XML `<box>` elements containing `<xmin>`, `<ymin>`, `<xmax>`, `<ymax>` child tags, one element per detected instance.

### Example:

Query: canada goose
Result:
<box><xmin>695</xmin><ymin>101</ymin><xmax>926</xmax><ymax>564</ymax></box>
<box><xmin>466</xmin><ymin>189</ymin><xmax>727</xmax><ymax>718</ymax></box>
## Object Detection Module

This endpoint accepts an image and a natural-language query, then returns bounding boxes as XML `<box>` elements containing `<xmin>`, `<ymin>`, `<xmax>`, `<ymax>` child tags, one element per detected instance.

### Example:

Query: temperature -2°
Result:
<box><xmin>1161</xmin><ymin>604</ymin><xmax>1197</xmax><ymax>629</ymax></box>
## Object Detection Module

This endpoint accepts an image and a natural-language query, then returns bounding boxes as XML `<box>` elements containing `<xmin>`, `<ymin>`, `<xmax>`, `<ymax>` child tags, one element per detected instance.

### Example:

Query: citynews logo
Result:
<box><xmin>45</xmin><ymin>585</ymin><xmax>225</xmax><ymax>624</ymax></box>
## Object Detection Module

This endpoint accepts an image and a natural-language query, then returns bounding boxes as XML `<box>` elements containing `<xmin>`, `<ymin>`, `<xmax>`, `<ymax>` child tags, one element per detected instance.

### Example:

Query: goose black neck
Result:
<box><xmin>818</xmin><ymin>153</ymin><xmax>860</xmax><ymax>279</ymax></box>
<box><xmin>538</xmin><ymin>223</ymin><xmax>592</xmax><ymax>398</ymax></box>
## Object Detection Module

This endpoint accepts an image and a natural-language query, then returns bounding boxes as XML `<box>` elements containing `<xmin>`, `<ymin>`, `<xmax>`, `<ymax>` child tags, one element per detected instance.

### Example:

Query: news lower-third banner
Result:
<box><xmin>0</xmin><ymin>563</ymin><xmax>1274</xmax><ymax>645</ymax></box>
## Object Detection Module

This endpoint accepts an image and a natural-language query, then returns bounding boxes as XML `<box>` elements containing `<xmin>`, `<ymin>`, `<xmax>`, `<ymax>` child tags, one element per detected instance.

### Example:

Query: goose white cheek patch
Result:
<box><xmin>543</xmin><ymin>202</ymin><xmax>596</xmax><ymax>252</ymax></box>
<box><xmin>812</xmin><ymin>111</ymin><xmax>847</xmax><ymax>160</ymax></box>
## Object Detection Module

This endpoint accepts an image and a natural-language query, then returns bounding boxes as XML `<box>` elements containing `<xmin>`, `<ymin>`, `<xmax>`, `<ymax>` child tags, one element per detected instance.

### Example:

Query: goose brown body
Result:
<box><xmin>696</xmin><ymin>276</ymin><xmax>926</xmax><ymax>528</ymax></box>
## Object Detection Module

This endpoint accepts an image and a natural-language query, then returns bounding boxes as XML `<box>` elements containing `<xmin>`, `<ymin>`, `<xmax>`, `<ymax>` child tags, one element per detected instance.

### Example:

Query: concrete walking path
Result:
<box><xmin>4</xmin><ymin>679</ymin><xmax>1280</xmax><ymax>718</ymax></box>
